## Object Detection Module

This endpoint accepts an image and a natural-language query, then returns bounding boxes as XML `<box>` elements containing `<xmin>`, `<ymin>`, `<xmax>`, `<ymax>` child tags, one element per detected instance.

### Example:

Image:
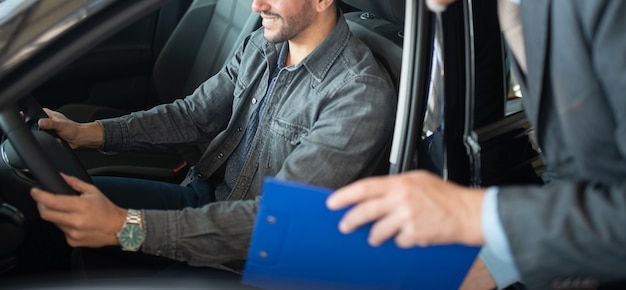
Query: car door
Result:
<box><xmin>391</xmin><ymin>0</ymin><xmax>543</xmax><ymax>187</ymax></box>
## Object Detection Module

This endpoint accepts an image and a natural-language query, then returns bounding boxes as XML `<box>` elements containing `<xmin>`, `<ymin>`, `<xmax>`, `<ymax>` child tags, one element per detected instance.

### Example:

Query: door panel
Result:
<box><xmin>393</xmin><ymin>0</ymin><xmax>543</xmax><ymax>187</ymax></box>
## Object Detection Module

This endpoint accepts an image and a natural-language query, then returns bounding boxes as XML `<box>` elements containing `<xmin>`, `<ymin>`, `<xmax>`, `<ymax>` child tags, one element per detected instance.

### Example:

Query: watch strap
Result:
<box><xmin>126</xmin><ymin>209</ymin><xmax>143</xmax><ymax>228</ymax></box>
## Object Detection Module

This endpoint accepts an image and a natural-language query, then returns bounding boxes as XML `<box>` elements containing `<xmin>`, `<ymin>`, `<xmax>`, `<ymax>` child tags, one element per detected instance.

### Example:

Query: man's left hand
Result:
<box><xmin>30</xmin><ymin>174</ymin><xmax>127</xmax><ymax>248</ymax></box>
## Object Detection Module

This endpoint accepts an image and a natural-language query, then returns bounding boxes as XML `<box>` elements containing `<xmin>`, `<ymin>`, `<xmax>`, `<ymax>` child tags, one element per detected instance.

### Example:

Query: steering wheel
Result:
<box><xmin>0</xmin><ymin>96</ymin><xmax>95</xmax><ymax>275</ymax></box>
<box><xmin>0</xmin><ymin>95</ymin><xmax>91</xmax><ymax>196</ymax></box>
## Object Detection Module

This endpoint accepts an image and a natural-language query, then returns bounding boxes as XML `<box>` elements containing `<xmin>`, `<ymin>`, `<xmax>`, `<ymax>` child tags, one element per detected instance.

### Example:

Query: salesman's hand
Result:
<box><xmin>326</xmin><ymin>170</ymin><xmax>486</xmax><ymax>248</ymax></box>
<box><xmin>38</xmin><ymin>108</ymin><xmax>104</xmax><ymax>149</ymax></box>
<box><xmin>30</xmin><ymin>174</ymin><xmax>126</xmax><ymax>248</ymax></box>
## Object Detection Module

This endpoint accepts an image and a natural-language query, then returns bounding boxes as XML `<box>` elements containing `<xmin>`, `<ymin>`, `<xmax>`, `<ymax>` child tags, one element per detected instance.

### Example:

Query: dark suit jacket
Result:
<box><xmin>496</xmin><ymin>0</ymin><xmax>626</xmax><ymax>289</ymax></box>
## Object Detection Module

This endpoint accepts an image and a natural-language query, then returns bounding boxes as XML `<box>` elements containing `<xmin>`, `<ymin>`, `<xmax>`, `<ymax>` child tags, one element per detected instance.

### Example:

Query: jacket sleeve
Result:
<box><xmin>498</xmin><ymin>182</ymin><xmax>626</xmax><ymax>288</ymax></box>
<box><xmin>496</xmin><ymin>1</ymin><xmax>626</xmax><ymax>288</ymax></box>
<box><xmin>141</xmin><ymin>198</ymin><xmax>258</xmax><ymax>270</ymax></box>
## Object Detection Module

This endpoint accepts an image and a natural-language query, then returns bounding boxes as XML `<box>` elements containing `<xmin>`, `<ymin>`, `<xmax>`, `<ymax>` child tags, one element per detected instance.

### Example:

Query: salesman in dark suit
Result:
<box><xmin>327</xmin><ymin>0</ymin><xmax>626</xmax><ymax>289</ymax></box>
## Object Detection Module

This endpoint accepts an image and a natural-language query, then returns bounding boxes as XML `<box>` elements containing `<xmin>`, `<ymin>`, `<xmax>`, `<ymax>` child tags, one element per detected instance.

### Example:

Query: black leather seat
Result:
<box><xmin>342</xmin><ymin>0</ymin><xmax>403</xmax><ymax>91</ymax></box>
<box><xmin>60</xmin><ymin>0</ymin><xmax>260</xmax><ymax>182</ymax></box>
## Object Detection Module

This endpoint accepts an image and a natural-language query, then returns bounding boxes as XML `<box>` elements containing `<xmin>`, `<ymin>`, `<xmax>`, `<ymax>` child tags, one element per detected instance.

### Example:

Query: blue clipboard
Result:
<box><xmin>242</xmin><ymin>178</ymin><xmax>481</xmax><ymax>290</ymax></box>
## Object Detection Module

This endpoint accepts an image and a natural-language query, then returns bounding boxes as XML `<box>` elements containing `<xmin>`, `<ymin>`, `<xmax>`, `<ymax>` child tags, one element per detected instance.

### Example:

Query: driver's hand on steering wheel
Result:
<box><xmin>30</xmin><ymin>173</ymin><xmax>127</xmax><ymax>248</ymax></box>
<box><xmin>37</xmin><ymin>108</ymin><xmax>105</xmax><ymax>149</ymax></box>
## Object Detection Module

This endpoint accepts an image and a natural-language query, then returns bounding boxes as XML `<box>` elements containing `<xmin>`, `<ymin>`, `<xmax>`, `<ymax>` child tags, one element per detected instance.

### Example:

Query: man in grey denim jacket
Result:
<box><xmin>32</xmin><ymin>0</ymin><xmax>396</xmax><ymax>271</ymax></box>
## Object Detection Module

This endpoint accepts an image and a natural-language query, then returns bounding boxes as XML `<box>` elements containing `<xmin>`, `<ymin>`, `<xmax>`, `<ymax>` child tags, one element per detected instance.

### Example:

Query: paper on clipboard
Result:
<box><xmin>242</xmin><ymin>178</ymin><xmax>480</xmax><ymax>290</ymax></box>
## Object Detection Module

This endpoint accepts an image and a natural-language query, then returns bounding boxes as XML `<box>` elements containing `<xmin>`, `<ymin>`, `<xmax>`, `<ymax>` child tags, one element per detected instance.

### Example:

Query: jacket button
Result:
<box><xmin>251</xmin><ymin>98</ymin><xmax>257</xmax><ymax>104</ymax></box>
<box><xmin>196</xmin><ymin>173</ymin><xmax>203</xmax><ymax>178</ymax></box>
<box><xmin>217</xmin><ymin>152</ymin><xmax>224</xmax><ymax>159</ymax></box>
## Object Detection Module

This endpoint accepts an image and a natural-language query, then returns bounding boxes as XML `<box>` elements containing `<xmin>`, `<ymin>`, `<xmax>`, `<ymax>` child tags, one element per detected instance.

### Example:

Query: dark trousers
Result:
<box><xmin>93</xmin><ymin>176</ymin><xmax>215</xmax><ymax>210</ymax></box>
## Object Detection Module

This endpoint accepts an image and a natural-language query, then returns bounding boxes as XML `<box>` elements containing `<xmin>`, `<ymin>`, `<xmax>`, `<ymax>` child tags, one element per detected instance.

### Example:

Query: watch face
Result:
<box><xmin>118</xmin><ymin>224</ymin><xmax>145</xmax><ymax>250</ymax></box>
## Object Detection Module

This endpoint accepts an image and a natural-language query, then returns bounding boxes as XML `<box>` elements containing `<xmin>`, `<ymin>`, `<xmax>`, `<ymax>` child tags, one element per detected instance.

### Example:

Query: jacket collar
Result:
<box><xmin>286</xmin><ymin>10</ymin><xmax>351</xmax><ymax>83</ymax></box>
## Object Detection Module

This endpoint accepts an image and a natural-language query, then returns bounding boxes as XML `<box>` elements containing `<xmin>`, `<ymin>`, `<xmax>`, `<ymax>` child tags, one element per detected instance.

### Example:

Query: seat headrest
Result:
<box><xmin>341</xmin><ymin>0</ymin><xmax>405</xmax><ymax>25</ymax></box>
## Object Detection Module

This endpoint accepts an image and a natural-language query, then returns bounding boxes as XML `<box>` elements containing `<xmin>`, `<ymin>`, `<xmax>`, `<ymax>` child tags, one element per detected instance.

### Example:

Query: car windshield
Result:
<box><xmin>0</xmin><ymin>0</ymin><xmax>35</xmax><ymax>26</ymax></box>
<box><xmin>0</xmin><ymin>0</ymin><xmax>114</xmax><ymax>81</ymax></box>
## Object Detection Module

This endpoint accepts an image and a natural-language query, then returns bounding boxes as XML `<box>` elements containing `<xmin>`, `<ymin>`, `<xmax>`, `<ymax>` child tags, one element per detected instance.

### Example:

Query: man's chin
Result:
<box><xmin>263</xmin><ymin>33</ymin><xmax>284</xmax><ymax>44</ymax></box>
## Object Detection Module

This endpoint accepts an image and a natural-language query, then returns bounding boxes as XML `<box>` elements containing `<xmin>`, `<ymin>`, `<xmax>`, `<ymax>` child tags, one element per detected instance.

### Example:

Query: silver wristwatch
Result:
<box><xmin>116</xmin><ymin>209</ymin><xmax>145</xmax><ymax>251</ymax></box>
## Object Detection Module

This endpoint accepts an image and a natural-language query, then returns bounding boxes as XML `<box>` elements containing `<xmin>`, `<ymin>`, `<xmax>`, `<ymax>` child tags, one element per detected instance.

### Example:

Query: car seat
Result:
<box><xmin>342</xmin><ymin>0</ymin><xmax>403</xmax><ymax>91</ymax></box>
<box><xmin>59</xmin><ymin>0</ymin><xmax>260</xmax><ymax>182</ymax></box>
<box><xmin>340</xmin><ymin>0</ymin><xmax>404</xmax><ymax>176</ymax></box>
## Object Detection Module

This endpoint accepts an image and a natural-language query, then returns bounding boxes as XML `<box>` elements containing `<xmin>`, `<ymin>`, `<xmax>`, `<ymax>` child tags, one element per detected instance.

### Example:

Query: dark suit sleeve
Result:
<box><xmin>495</xmin><ymin>1</ymin><xmax>626</xmax><ymax>288</ymax></box>
<box><xmin>589</xmin><ymin>0</ymin><xmax>626</xmax><ymax>155</ymax></box>
<box><xmin>498</xmin><ymin>182</ymin><xmax>626</xmax><ymax>288</ymax></box>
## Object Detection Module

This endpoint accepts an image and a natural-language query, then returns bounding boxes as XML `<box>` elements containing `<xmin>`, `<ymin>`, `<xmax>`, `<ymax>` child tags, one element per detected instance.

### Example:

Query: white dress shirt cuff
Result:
<box><xmin>479</xmin><ymin>187</ymin><xmax>521</xmax><ymax>289</ymax></box>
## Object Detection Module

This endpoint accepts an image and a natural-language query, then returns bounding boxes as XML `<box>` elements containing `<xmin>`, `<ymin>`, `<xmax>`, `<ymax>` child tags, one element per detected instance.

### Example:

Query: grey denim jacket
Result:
<box><xmin>98</xmin><ymin>13</ymin><xmax>396</xmax><ymax>268</ymax></box>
